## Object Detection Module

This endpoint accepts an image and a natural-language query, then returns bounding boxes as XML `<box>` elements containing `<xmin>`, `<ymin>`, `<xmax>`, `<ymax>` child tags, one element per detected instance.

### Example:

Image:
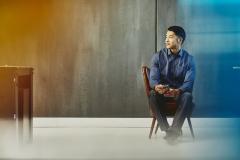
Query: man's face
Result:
<box><xmin>165</xmin><ymin>31</ymin><xmax>182</xmax><ymax>49</ymax></box>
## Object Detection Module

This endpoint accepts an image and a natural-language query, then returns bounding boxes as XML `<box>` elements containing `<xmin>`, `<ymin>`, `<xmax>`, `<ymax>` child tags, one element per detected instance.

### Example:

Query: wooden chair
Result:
<box><xmin>141</xmin><ymin>65</ymin><xmax>195</xmax><ymax>139</ymax></box>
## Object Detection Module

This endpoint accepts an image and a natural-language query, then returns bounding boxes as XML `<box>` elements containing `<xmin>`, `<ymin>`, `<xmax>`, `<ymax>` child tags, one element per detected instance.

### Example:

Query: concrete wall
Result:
<box><xmin>3</xmin><ymin>0</ymin><xmax>237</xmax><ymax>117</ymax></box>
<box><xmin>0</xmin><ymin>0</ymin><xmax>156</xmax><ymax>117</ymax></box>
<box><xmin>157</xmin><ymin>0</ymin><xmax>177</xmax><ymax>50</ymax></box>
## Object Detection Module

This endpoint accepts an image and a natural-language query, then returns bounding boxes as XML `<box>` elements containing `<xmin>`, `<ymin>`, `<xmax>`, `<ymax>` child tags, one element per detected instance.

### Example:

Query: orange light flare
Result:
<box><xmin>0</xmin><ymin>0</ymin><xmax>53</xmax><ymax>45</ymax></box>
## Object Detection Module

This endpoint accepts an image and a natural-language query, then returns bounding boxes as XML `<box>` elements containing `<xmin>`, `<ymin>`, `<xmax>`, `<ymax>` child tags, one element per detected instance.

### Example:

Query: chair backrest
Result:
<box><xmin>141</xmin><ymin>65</ymin><xmax>151</xmax><ymax>97</ymax></box>
<box><xmin>141</xmin><ymin>65</ymin><xmax>177</xmax><ymax>116</ymax></box>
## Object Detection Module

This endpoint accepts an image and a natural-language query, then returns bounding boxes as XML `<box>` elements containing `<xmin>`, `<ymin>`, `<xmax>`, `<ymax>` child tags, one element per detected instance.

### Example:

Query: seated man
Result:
<box><xmin>149</xmin><ymin>26</ymin><xmax>196</xmax><ymax>140</ymax></box>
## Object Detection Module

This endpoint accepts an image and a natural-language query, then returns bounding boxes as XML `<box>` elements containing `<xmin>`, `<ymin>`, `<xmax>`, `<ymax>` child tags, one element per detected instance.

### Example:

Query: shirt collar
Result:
<box><xmin>167</xmin><ymin>48</ymin><xmax>183</xmax><ymax>57</ymax></box>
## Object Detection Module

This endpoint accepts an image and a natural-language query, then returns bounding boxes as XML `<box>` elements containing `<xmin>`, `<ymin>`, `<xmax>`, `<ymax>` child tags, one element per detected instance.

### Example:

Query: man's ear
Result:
<box><xmin>177</xmin><ymin>37</ymin><xmax>183</xmax><ymax>44</ymax></box>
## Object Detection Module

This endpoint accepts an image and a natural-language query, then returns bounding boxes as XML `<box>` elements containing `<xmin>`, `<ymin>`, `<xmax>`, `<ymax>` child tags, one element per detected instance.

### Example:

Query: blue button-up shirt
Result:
<box><xmin>150</xmin><ymin>48</ymin><xmax>196</xmax><ymax>93</ymax></box>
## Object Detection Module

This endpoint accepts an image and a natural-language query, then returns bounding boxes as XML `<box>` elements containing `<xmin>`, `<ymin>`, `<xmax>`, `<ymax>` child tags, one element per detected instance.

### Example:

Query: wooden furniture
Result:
<box><xmin>141</xmin><ymin>65</ymin><xmax>194</xmax><ymax>139</ymax></box>
<box><xmin>0</xmin><ymin>66</ymin><xmax>33</xmax><ymax>143</ymax></box>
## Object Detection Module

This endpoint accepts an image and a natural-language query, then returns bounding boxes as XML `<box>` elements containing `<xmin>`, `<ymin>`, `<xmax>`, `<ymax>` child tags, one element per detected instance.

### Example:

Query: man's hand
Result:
<box><xmin>165</xmin><ymin>88</ymin><xmax>181</xmax><ymax>97</ymax></box>
<box><xmin>154</xmin><ymin>84</ymin><xmax>169</xmax><ymax>94</ymax></box>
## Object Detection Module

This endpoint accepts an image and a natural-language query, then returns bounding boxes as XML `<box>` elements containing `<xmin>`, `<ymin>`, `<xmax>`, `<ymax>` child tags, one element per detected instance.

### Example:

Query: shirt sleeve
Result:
<box><xmin>149</xmin><ymin>53</ymin><xmax>161</xmax><ymax>89</ymax></box>
<box><xmin>179</xmin><ymin>56</ymin><xmax>196</xmax><ymax>93</ymax></box>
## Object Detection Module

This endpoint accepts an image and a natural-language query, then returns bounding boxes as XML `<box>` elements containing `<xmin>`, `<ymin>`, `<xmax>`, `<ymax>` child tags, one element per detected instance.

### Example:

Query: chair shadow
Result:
<box><xmin>156</xmin><ymin>129</ymin><xmax>231</xmax><ymax>146</ymax></box>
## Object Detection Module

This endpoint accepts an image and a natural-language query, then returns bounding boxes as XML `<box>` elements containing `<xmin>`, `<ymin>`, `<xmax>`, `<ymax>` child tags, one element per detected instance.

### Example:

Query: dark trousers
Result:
<box><xmin>149</xmin><ymin>90</ymin><xmax>193</xmax><ymax>132</ymax></box>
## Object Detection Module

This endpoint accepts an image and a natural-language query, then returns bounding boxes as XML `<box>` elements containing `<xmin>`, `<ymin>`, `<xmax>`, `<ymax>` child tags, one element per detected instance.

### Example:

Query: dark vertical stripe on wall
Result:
<box><xmin>155</xmin><ymin>0</ymin><xmax>158</xmax><ymax>52</ymax></box>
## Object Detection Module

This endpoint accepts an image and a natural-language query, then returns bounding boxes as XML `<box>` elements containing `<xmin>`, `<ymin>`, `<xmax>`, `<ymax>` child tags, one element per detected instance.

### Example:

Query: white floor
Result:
<box><xmin>0</xmin><ymin>118</ymin><xmax>240</xmax><ymax>160</ymax></box>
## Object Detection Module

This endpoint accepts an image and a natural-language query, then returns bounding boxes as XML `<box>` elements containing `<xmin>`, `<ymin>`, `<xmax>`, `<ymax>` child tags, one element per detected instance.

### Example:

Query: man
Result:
<box><xmin>149</xmin><ymin>26</ymin><xmax>195</xmax><ymax>141</ymax></box>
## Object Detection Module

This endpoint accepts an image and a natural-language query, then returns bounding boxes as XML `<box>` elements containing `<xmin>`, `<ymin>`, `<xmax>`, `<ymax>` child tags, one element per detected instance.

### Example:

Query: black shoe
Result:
<box><xmin>163</xmin><ymin>128</ymin><xmax>182</xmax><ymax>140</ymax></box>
<box><xmin>163</xmin><ymin>129</ymin><xmax>175</xmax><ymax>140</ymax></box>
<box><xmin>163</xmin><ymin>131</ymin><xmax>170</xmax><ymax>139</ymax></box>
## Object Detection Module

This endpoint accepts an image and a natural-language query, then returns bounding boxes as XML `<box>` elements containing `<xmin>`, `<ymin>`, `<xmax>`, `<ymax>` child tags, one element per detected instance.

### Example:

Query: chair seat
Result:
<box><xmin>164</xmin><ymin>104</ymin><xmax>178</xmax><ymax>116</ymax></box>
<box><xmin>164</xmin><ymin>98</ymin><xmax>178</xmax><ymax>116</ymax></box>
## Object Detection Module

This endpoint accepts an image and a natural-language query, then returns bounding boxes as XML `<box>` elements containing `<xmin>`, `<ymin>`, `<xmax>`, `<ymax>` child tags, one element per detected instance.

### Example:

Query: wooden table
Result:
<box><xmin>0</xmin><ymin>66</ymin><xmax>33</xmax><ymax>143</ymax></box>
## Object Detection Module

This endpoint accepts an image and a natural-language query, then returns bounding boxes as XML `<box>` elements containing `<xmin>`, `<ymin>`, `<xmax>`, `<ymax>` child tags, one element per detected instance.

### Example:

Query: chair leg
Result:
<box><xmin>154</xmin><ymin>123</ymin><xmax>159</xmax><ymax>134</ymax></box>
<box><xmin>187</xmin><ymin>117</ymin><xmax>195</xmax><ymax>139</ymax></box>
<box><xmin>149</xmin><ymin>117</ymin><xmax>156</xmax><ymax>139</ymax></box>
